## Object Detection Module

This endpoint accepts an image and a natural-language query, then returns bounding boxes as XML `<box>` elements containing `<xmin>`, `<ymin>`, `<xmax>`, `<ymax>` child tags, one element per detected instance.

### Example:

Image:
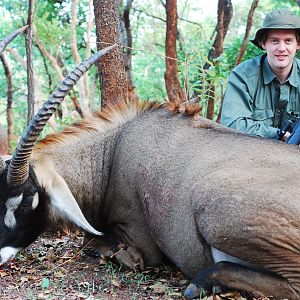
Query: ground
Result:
<box><xmin>0</xmin><ymin>231</ymin><xmax>264</xmax><ymax>300</ymax></box>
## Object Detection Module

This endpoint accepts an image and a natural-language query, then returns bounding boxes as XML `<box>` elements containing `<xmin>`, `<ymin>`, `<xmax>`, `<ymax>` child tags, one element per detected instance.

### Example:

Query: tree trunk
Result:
<box><xmin>206</xmin><ymin>87</ymin><xmax>216</xmax><ymax>121</ymax></box>
<box><xmin>6</xmin><ymin>47</ymin><xmax>58</xmax><ymax>131</ymax></box>
<box><xmin>205</xmin><ymin>0</ymin><xmax>233</xmax><ymax>68</ymax></box>
<box><xmin>216</xmin><ymin>84</ymin><xmax>225</xmax><ymax>123</ymax></box>
<box><xmin>122</xmin><ymin>0</ymin><xmax>139</xmax><ymax>103</ymax></box>
<box><xmin>89</xmin><ymin>73</ymin><xmax>98</xmax><ymax>111</ymax></box>
<box><xmin>205</xmin><ymin>0</ymin><xmax>233</xmax><ymax>120</ymax></box>
<box><xmin>71</xmin><ymin>0</ymin><xmax>89</xmax><ymax>114</ymax></box>
<box><xmin>235</xmin><ymin>0</ymin><xmax>260</xmax><ymax>65</ymax></box>
<box><xmin>33</xmin><ymin>24</ymin><xmax>64</xmax><ymax>80</ymax></box>
<box><xmin>32</xmin><ymin>24</ymin><xmax>70</xmax><ymax>118</ymax></box>
<box><xmin>93</xmin><ymin>0</ymin><xmax>128</xmax><ymax>108</ymax></box>
<box><xmin>0</xmin><ymin>53</ymin><xmax>13</xmax><ymax>153</ymax></box>
<box><xmin>25</xmin><ymin>0</ymin><xmax>35</xmax><ymax>124</ymax></box>
<box><xmin>0</xmin><ymin>124</ymin><xmax>8</xmax><ymax>155</ymax></box>
<box><xmin>6</xmin><ymin>47</ymin><xmax>43</xmax><ymax>111</ymax></box>
<box><xmin>86</xmin><ymin>0</ymin><xmax>93</xmax><ymax>107</ymax></box>
<box><xmin>165</xmin><ymin>0</ymin><xmax>185</xmax><ymax>105</ymax></box>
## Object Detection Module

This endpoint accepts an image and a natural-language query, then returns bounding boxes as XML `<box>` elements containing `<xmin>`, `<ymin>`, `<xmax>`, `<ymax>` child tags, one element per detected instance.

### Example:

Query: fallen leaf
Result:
<box><xmin>150</xmin><ymin>282</ymin><xmax>167</xmax><ymax>295</ymax></box>
<box><xmin>111</xmin><ymin>279</ymin><xmax>120</xmax><ymax>287</ymax></box>
<box><xmin>179</xmin><ymin>279</ymin><xmax>189</xmax><ymax>285</ymax></box>
<box><xmin>0</xmin><ymin>271</ymin><xmax>9</xmax><ymax>277</ymax></box>
<box><xmin>54</xmin><ymin>271</ymin><xmax>64</xmax><ymax>278</ymax></box>
<box><xmin>20</xmin><ymin>276</ymin><xmax>29</xmax><ymax>283</ymax></box>
<box><xmin>26</xmin><ymin>268</ymin><xmax>36</xmax><ymax>274</ymax></box>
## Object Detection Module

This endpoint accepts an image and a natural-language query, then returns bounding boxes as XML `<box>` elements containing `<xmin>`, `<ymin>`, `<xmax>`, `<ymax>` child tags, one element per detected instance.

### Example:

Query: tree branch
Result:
<box><xmin>235</xmin><ymin>0</ymin><xmax>260</xmax><ymax>65</ymax></box>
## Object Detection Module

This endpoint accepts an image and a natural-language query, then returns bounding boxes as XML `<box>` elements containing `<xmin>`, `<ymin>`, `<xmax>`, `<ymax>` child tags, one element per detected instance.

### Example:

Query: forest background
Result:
<box><xmin>1</xmin><ymin>1</ymin><xmax>300</xmax><ymax>298</ymax></box>
<box><xmin>0</xmin><ymin>0</ymin><xmax>300</xmax><ymax>153</ymax></box>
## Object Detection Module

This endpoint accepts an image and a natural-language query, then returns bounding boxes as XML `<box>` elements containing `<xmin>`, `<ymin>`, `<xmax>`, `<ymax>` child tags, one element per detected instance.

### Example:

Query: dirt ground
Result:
<box><xmin>0</xmin><ymin>231</ymin><xmax>260</xmax><ymax>300</ymax></box>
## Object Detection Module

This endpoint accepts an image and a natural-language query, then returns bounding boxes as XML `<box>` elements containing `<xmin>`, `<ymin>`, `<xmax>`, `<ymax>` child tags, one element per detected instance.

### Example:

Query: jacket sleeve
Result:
<box><xmin>220</xmin><ymin>71</ymin><xmax>278</xmax><ymax>139</ymax></box>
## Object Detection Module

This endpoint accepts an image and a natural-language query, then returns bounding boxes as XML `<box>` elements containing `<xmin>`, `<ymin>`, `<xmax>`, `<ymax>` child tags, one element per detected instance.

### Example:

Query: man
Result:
<box><xmin>220</xmin><ymin>9</ymin><xmax>300</xmax><ymax>141</ymax></box>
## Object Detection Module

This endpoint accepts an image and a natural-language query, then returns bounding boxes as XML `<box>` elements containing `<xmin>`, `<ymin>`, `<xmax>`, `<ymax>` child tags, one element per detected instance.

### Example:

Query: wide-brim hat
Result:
<box><xmin>251</xmin><ymin>9</ymin><xmax>300</xmax><ymax>50</ymax></box>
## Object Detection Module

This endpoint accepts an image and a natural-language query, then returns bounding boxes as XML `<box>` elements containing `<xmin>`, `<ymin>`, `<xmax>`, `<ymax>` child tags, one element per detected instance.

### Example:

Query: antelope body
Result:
<box><xmin>1</xmin><ymin>29</ymin><xmax>300</xmax><ymax>299</ymax></box>
<box><xmin>2</xmin><ymin>104</ymin><xmax>300</xmax><ymax>298</ymax></box>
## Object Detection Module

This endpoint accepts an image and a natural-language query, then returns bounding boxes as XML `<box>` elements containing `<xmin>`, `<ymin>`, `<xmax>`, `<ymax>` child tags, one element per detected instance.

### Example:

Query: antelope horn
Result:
<box><xmin>0</xmin><ymin>25</ymin><xmax>28</xmax><ymax>54</ymax></box>
<box><xmin>0</xmin><ymin>26</ymin><xmax>28</xmax><ymax>175</ymax></box>
<box><xmin>7</xmin><ymin>44</ymin><xmax>116</xmax><ymax>186</ymax></box>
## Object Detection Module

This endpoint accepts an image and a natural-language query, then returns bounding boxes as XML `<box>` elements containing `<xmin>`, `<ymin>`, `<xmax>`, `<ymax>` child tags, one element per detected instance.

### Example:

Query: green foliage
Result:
<box><xmin>177</xmin><ymin>49</ymin><xmax>224</xmax><ymax>115</ymax></box>
<box><xmin>0</xmin><ymin>0</ymin><xmax>27</xmax><ymax>25</ymax></box>
<box><xmin>223</xmin><ymin>38</ymin><xmax>264</xmax><ymax>70</ymax></box>
<box><xmin>35</xmin><ymin>7</ymin><xmax>70</xmax><ymax>49</ymax></box>
<box><xmin>263</xmin><ymin>0</ymin><xmax>298</xmax><ymax>10</ymax></box>
<box><xmin>133</xmin><ymin>51</ymin><xmax>167</xmax><ymax>101</ymax></box>
<box><xmin>129</xmin><ymin>0</ymin><xmax>169</xmax><ymax>101</ymax></box>
<box><xmin>0</xmin><ymin>0</ymin><xmax>97</xmax><ymax>151</ymax></box>
<box><xmin>1</xmin><ymin>0</ymin><xmax>299</xmax><ymax>147</ymax></box>
<box><xmin>175</xmin><ymin>32</ymin><xmax>231</xmax><ymax>118</ymax></box>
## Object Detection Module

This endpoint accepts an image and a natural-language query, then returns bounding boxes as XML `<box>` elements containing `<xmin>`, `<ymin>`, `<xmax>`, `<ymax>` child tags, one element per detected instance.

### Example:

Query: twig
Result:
<box><xmin>96</xmin><ymin>41</ymin><xmax>178</xmax><ymax>61</ymax></box>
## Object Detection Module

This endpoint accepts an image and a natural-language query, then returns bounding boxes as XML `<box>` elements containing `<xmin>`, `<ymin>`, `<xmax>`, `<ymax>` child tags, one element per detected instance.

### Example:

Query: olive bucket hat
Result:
<box><xmin>251</xmin><ymin>9</ymin><xmax>300</xmax><ymax>49</ymax></box>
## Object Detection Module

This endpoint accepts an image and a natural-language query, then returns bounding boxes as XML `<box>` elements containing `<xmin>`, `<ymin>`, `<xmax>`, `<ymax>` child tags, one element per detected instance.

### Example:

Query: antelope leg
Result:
<box><xmin>184</xmin><ymin>261</ymin><xmax>298</xmax><ymax>299</ymax></box>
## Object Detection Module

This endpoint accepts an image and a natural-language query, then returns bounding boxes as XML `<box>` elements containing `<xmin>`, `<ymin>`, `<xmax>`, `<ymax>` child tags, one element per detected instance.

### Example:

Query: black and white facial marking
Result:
<box><xmin>0</xmin><ymin>168</ymin><xmax>48</xmax><ymax>264</ymax></box>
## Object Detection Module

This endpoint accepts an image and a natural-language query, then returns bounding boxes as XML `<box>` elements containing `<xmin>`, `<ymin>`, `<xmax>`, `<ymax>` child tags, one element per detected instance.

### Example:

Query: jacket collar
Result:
<box><xmin>262</xmin><ymin>57</ymin><xmax>299</xmax><ymax>87</ymax></box>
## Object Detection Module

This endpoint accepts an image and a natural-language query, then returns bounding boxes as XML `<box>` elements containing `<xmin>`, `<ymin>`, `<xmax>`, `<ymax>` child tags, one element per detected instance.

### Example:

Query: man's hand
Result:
<box><xmin>282</xmin><ymin>131</ymin><xmax>291</xmax><ymax>142</ymax></box>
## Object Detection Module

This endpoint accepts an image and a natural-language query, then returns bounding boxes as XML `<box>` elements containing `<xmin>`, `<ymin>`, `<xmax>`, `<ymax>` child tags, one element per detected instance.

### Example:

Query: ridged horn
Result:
<box><xmin>0</xmin><ymin>25</ymin><xmax>28</xmax><ymax>54</ymax></box>
<box><xmin>7</xmin><ymin>44</ymin><xmax>116</xmax><ymax>187</ymax></box>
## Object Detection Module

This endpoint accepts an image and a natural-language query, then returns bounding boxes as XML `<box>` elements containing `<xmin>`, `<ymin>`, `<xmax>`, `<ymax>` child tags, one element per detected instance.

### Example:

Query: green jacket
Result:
<box><xmin>220</xmin><ymin>54</ymin><xmax>300</xmax><ymax>138</ymax></box>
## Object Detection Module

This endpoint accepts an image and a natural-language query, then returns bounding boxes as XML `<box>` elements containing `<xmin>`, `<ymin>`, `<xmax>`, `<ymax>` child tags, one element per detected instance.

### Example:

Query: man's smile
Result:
<box><xmin>275</xmin><ymin>54</ymin><xmax>287</xmax><ymax>60</ymax></box>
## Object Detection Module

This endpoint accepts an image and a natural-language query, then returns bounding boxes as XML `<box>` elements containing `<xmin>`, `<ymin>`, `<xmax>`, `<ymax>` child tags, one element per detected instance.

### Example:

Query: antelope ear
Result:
<box><xmin>35</xmin><ymin>164</ymin><xmax>103</xmax><ymax>236</ymax></box>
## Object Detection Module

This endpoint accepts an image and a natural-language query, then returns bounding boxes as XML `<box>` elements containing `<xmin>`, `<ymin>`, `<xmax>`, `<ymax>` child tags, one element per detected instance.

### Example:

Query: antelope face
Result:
<box><xmin>0</xmin><ymin>167</ymin><xmax>48</xmax><ymax>264</ymax></box>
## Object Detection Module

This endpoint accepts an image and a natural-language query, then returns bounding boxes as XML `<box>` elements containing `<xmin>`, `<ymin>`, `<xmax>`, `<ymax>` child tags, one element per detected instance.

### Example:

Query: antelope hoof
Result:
<box><xmin>83</xmin><ymin>248</ymin><xmax>101</xmax><ymax>258</ymax></box>
<box><xmin>184</xmin><ymin>283</ymin><xmax>202</xmax><ymax>299</ymax></box>
<box><xmin>115</xmin><ymin>246</ymin><xmax>144</xmax><ymax>271</ymax></box>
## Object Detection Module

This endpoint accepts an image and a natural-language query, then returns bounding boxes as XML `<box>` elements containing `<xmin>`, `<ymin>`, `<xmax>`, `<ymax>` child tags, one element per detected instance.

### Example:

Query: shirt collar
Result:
<box><xmin>262</xmin><ymin>57</ymin><xmax>298</xmax><ymax>87</ymax></box>
<box><xmin>288</xmin><ymin>60</ymin><xmax>299</xmax><ymax>87</ymax></box>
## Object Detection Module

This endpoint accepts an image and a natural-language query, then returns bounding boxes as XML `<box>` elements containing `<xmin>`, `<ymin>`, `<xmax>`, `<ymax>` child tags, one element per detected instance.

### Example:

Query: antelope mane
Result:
<box><xmin>35</xmin><ymin>100</ymin><xmax>164</xmax><ymax>149</ymax></box>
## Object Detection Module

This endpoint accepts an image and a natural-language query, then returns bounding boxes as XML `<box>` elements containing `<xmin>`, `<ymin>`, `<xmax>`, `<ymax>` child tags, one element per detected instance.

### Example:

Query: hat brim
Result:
<box><xmin>250</xmin><ymin>29</ymin><xmax>267</xmax><ymax>50</ymax></box>
<box><xmin>251</xmin><ymin>27</ymin><xmax>300</xmax><ymax>50</ymax></box>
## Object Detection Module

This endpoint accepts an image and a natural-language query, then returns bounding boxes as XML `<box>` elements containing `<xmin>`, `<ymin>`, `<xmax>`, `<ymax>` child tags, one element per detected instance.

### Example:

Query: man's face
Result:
<box><xmin>261</xmin><ymin>29</ymin><xmax>300</xmax><ymax>76</ymax></box>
